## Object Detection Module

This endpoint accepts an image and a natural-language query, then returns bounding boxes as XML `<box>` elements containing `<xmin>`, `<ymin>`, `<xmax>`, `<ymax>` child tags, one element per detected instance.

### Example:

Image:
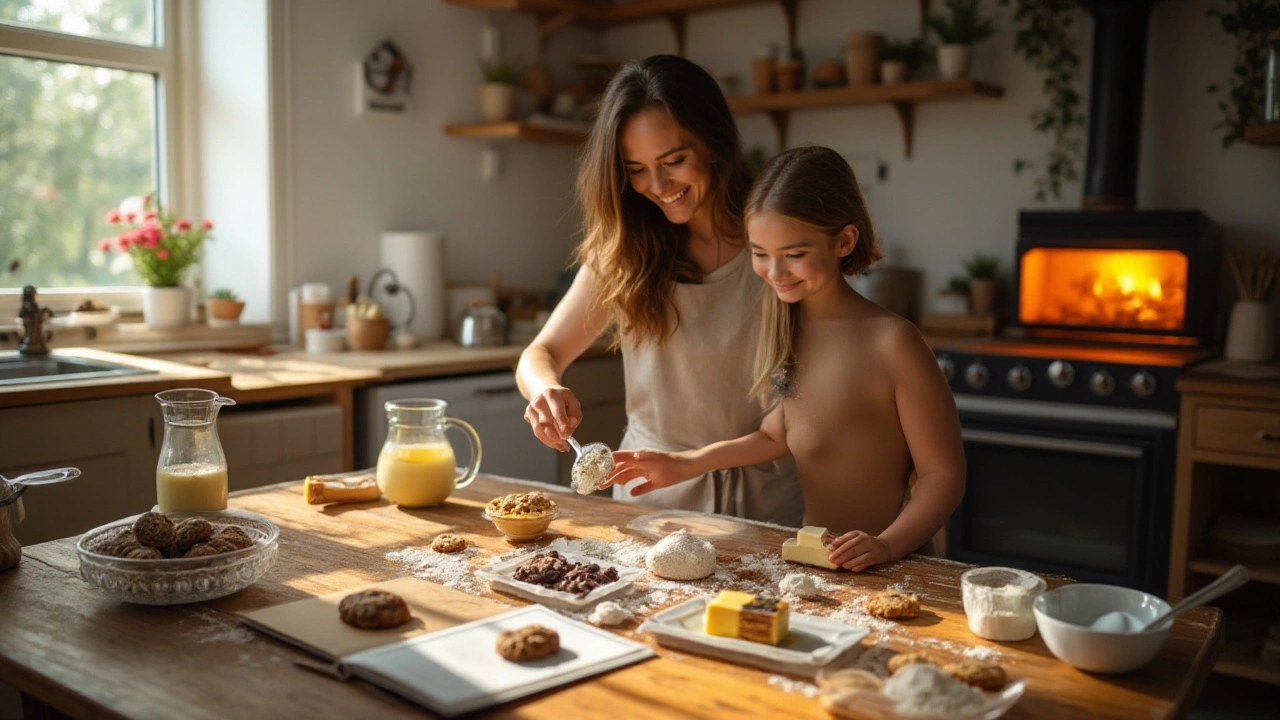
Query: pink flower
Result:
<box><xmin>143</xmin><ymin>209</ymin><xmax>158</xmax><ymax>221</ymax></box>
<box><xmin>116</xmin><ymin>235</ymin><xmax>131</xmax><ymax>251</ymax></box>
<box><xmin>143</xmin><ymin>193</ymin><xmax>153</xmax><ymax>210</ymax></box>
<box><xmin>201</xmin><ymin>220</ymin><xmax>213</xmax><ymax>231</ymax></box>
<box><xmin>97</xmin><ymin>239</ymin><xmax>112</xmax><ymax>252</ymax></box>
<box><xmin>104</xmin><ymin>209</ymin><xmax>121</xmax><ymax>224</ymax></box>
<box><xmin>125</xmin><ymin>211</ymin><xmax>137</xmax><ymax>222</ymax></box>
<box><xmin>156</xmin><ymin>249</ymin><xmax>169</xmax><ymax>260</ymax></box>
<box><xmin>175</xmin><ymin>219</ymin><xmax>192</xmax><ymax>231</ymax></box>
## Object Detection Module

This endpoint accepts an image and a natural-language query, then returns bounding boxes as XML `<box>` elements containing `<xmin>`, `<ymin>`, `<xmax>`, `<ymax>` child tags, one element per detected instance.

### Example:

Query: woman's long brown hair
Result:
<box><xmin>747</xmin><ymin>146</ymin><xmax>884</xmax><ymax>404</ymax></box>
<box><xmin>575</xmin><ymin>55</ymin><xmax>752</xmax><ymax>348</ymax></box>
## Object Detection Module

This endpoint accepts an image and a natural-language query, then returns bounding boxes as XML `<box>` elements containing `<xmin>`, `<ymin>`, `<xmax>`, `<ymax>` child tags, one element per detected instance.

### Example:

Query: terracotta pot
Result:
<box><xmin>143</xmin><ymin>286</ymin><xmax>189</xmax><ymax>328</ymax></box>
<box><xmin>812</xmin><ymin>61</ymin><xmax>846</xmax><ymax>88</ymax></box>
<box><xmin>775</xmin><ymin>60</ymin><xmax>804</xmax><ymax>92</ymax></box>
<box><xmin>880</xmin><ymin>60</ymin><xmax>907</xmax><ymax>85</ymax></box>
<box><xmin>347</xmin><ymin>317</ymin><xmax>390</xmax><ymax>351</ymax></box>
<box><xmin>205</xmin><ymin>299</ymin><xmax>245</xmax><ymax>326</ymax></box>
<box><xmin>478</xmin><ymin>83</ymin><xmax>515</xmax><ymax>123</ymax></box>
<box><xmin>937</xmin><ymin>44</ymin><xmax>973</xmax><ymax>80</ymax></box>
<box><xmin>751</xmin><ymin>57</ymin><xmax>776</xmax><ymax>94</ymax></box>
<box><xmin>969</xmin><ymin>278</ymin><xmax>998</xmax><ymax>316</ymax></box>
<box><xmin>844</xmin><ymin>32</ymin><xmax>884</xmax><ymax>85</ymax></box>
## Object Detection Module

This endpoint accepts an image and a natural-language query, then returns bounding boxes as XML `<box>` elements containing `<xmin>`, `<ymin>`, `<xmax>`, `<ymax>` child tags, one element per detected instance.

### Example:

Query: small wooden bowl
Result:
<box><xmin>347</xmin><ymin>317</ymin><xmax>390</xmax><ymax>351</ymax></box>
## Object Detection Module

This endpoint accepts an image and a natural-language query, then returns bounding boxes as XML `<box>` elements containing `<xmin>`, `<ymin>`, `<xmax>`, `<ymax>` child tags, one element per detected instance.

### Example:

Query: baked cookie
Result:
<box><xmin>170</xmin><ymin>517</ymin><xmax>215</xmax><ymax>557</ymax></box>
<box><xmin>865</xmin><ymin>589</ymin><xmax>920</xmax><ymax>620</ymax></box>
<box><xmin>212</xmin><ymin>525</ymin><xmax>254</xmax><ymax>551</ymax></box>
<box><xmin>87</xmin><ymin>527</ymin><xmax>138</xmax><ymax>556</ymax></box>
<box><xmin>132</xmin><ymin>512</ymin><xmax>176</xmax><ymax>551</ymax></box>
<box><xmin>887</xmin><ymin>651</ymin><xmax>937</xmax><ymax>674</ymax></box>
<box><xmin>431</xmin><ymin>534</ymin><xmax>466</xmax><ymax>554</ymax></box>
<box><xmin>183</xmin><ymin>537</ymin><xmax>238</xmax><ymax>558</ymax></box>
<box><xmin>496</xmin><ymin>624</ymin><xmax>560</xmax><ymax>662</ymax></box>
<box><xmin>943</xmin><ymin>659</ymin><xmax>1007</xmax><ymax>690</ymax></box>
<box><xmin>339</xmin><ymin>590</ymin><xmax>412</xmax><ymax>630</ymax></box>
<box><xmin>123</xmin><ymin>545</ymin><xmax>164</xmax><ymax>560</ymax></box>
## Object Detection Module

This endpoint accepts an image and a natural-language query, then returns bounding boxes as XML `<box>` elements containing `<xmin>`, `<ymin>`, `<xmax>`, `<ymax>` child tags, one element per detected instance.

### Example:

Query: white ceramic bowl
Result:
<box><xmin>1033</xmin><ymin>583</ymin><xmax>1172</xmax><ymax>674</ymax></box>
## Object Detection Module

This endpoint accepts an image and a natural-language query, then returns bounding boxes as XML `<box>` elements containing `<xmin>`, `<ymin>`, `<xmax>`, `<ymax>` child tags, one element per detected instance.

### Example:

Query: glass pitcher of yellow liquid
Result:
<box><xmin>377</xmin><ymin>399</ymin><xmax>481</xmax><ymax>507</ymax></box>
<box><xmin>155</xmin><ymin>388</ymin><xmax>236</xmax><ymax>512</ymax></box>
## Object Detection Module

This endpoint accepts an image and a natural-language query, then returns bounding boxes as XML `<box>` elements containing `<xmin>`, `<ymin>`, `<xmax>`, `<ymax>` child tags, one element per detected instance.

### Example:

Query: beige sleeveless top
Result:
<box><xmin>614</xmin><ymin>250</ymin><xmax>804</xmax><ymax>527</ymax></box>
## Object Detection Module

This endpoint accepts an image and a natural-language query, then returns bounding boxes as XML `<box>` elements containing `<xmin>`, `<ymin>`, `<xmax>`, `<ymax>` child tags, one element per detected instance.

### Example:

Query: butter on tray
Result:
<box><xmin>782</xmin><ymin>526</ymin><xmax>840</xmax><ymax>570</ymax></box>
<box><xmin>304</xmin><ymin>472</ymin><xmax>381</xmax><ymax>505</ymax></box>
<box><xmin>705</xmin><ymin>590</ymin><xmax>790</xmax><ymax>646</ymax></box>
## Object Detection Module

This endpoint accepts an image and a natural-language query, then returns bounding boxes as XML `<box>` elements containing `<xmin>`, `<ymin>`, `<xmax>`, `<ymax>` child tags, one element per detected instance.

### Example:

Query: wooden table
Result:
<box><xmin>0</xmin><ymin>476</ymin><xmax>1222</xmax><ymax>720</ymax></box>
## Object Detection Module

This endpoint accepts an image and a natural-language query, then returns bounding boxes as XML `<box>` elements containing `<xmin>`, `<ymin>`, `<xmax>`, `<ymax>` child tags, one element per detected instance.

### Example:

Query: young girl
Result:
<box><xmin>606</xmin><ymin>146</ymin><xmax>965</xmax><ymax>572</ymax></box>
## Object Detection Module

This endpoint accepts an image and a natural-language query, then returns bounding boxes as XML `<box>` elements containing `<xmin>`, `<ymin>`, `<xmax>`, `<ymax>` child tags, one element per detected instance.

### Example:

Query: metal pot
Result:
<box><xmin>456</xmin><ymin>304</ymin><xmax>508</xmax><ymax>348</ymax></box>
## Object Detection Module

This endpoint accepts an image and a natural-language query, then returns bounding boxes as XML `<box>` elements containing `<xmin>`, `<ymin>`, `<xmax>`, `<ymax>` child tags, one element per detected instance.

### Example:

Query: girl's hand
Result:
<box><xmin>828</xmin><ymin>531</ymin><xmax>893</xmax><ymax>572</ymax></box>
<box><xmin>604</xmin><ymin>450</ymin><xmax>699</xmax><ymax>496</ymax></box>
<box><xmin>523</xmin><ymin>386</ymin><xmax>582</xmax><ymax>451</ymax></box>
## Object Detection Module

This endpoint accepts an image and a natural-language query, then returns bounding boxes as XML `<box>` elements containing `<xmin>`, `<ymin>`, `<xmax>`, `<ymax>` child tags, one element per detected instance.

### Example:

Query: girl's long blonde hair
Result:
<box><xmin>575</xmin><ymin>55</ymin><xmax>752</xmax><ymax>348</ymax></box>
<box><xmin>747</xmin><ymin>146</ymin><xmax>884</xmax><ymax>405</ymax></box>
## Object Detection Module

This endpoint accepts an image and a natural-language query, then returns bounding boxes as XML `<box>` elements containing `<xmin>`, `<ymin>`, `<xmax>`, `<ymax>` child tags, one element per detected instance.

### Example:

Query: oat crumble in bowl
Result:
<box><xmin>484</xmin><ymin>492</ymin><xmax>560</xmax><ymax>542</ymax></box>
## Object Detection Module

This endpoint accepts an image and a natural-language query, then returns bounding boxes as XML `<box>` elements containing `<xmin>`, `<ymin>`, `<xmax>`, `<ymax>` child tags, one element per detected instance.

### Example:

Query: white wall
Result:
<box><xmin>282</xmin><ymin>0</ymin><xmax>599</xmax><ymax>327</ymax></box>
<box><xmin>280</xmin><ymin>0</ymin><xmax>1279</xmax><ymax>326</ymax></box>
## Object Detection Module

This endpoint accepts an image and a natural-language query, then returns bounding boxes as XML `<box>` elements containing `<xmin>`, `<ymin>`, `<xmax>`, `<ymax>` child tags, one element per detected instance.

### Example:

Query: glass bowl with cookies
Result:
<box><xmin>76</xmin><ymin>510</ymin><xmax>279</xmax><ymax>605</ymax></box>
<box><xmin>483</xmin><ymin>491</ymin><xmax>560</xmax><ymax>542</ymax></box>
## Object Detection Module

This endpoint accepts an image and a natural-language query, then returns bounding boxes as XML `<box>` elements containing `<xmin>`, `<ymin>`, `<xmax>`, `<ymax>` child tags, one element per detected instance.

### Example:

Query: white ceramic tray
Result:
<box><xmin>638</xmin><ymin>596</ymin><xmax>870</xmax><ymax>677</ymax></box>
<box><xmin>476</xmin><ymin>548</ymin><xmax>643</xmax><ymax>610</ymax></box>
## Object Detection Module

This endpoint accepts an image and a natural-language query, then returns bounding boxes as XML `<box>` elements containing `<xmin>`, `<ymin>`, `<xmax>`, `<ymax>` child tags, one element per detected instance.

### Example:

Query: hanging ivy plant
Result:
<box><xmin>1207</xmin><ymin>0</ymin><xmax>1280</xmax><ymax>147</ymax></box>
<box><xmin>999</xmin><ymin>0</ymin><xmax>1086</xmax><ymax>203</ymax></box>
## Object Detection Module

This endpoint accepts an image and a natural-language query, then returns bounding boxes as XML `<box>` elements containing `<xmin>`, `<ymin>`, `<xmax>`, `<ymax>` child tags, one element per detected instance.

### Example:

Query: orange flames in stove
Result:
<box><xmin>1019</xmin><ymin>248</ymin><xmax>1188</xmax><ymax>330</ymax></box>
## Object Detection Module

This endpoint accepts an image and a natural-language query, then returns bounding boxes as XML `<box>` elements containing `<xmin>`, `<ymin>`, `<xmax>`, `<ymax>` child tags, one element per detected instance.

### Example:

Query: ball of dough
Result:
<box><xmin>779</xmin><ymin>572</ymin><xmax>821</xmax><ymax>599</ymax></box>
<box><xmin>587</xmin><ymin>601</ymin><xmax>632</xmax><ymax>626</ymax></box>
<box><xmin>645</xmin><ymin>529</ymin><xmax>717</xmax><ymax>580</ymax></box>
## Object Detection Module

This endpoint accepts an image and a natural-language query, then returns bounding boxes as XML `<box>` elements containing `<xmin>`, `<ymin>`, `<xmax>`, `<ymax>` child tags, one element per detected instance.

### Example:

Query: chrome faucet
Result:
<box><xmin>18</xmin><ymin>285</ymin><xmax>52</xmax><ymax>356</ymax></box>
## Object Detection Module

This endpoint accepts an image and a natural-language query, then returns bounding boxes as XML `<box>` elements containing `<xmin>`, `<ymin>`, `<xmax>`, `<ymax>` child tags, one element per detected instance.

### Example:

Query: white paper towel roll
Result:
<box><xmin>380</xmin><ymin>231</ymin><xmax>447</xmax><ymax>341</ymax></box>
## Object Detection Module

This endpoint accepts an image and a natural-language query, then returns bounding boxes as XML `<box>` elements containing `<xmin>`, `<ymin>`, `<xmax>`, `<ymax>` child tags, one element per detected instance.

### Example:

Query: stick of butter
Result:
<box><xmin>781</xmin><ymin>526</ymin><xmax>840</xmax><ymax>570</ymax></box>
<box><xmin>304</xmin><ymin>472</ymin><xmax>381</xmax><ymax>505</ymax></box>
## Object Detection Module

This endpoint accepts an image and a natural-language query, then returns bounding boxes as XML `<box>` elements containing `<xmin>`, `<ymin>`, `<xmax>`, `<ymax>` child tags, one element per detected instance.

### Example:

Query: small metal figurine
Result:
<box><xmin>18</xmin><ymin>285</ymin><xmax>52</xmax><ymax>356</ymax></box>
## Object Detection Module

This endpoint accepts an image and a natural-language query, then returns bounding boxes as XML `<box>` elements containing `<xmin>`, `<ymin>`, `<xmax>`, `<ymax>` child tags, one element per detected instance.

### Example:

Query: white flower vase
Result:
<box><xmin>937</xmin><ymin>44</ymin><xmax>973</xmax><ymax>81</ymax></box>
<box><xmin>479</xmin><ymin>83</ymin><xmax>515</xmax><ymax>123</ymax></box>
<box><xmin>143</xmin><ymin>286</ymin><xmax>190</xmax><ymax>328</ymax></box>
<box><xmin>1225</xmin><ymin>300</ymin><xmax>1276</xmax><ymax>363</ymax></box>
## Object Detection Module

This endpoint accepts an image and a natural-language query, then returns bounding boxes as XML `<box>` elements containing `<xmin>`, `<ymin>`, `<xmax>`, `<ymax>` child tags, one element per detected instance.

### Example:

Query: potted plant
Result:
<box><xmin>346</xmin><ymin>296</ymin><xmax>390</xmax><ymax>351</ymax></box>
<box><xmin>963</xmin><ymin>253</ymin><xmax>1001</xmax><ymax>315</ymax></box>
<box><xmin>927</xmin><ymin>0</ymin><xmax>998</xmax><ymax>80</ymax></box>
<box><xmin>1206</xmin><ymin>1</ymin><xmax>1280</xmax><ymax>146</ymax></box>
<box><xmin>844</xmin><ymin>31</ymin><xmax>884</xmax><ymax>86</ymax></box>
<box><xmin>775</xmin><ymin>47</ymin><xmax>806</xmax><ymax>93</ymax></box>
<box><xmin>101</xmin><ymin>194</ymin><xmax>213</xmax><ymax>328</ymax></box>
<box><xmin>936</xmin><ymin>275</ymin><xmax>972</xmax><ymax>315</ymax></box>
<box><xmin>206</xmin><ymin>288</ymin><xmax>246</xmax><ymax>326</ymax></box>
<box><xmin>479</xmin><ymin>57</ymin><xmax>518</xmax><ymax>123</ymax></box>
<box><xmin>751</xmin><ymin>43</ymin><xmax>778</xmax><ymax>95</ymax></box>
<box><xmin>880</xmin><ymin>38</ymin><xmax>930</xmax><ymax>84</ymax></box>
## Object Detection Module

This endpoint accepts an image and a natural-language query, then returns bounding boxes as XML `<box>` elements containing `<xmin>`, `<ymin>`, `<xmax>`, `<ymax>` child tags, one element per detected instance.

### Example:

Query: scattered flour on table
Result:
<box><xmin>183</xmin><ymin>609</ymin><xmax>256</xmax><ymax>645</ymax></box>
<box><xmin>588</xmin><ymin>600</ymin><xmax>632</xmax><ymax>626</ymax></box>
<box><xmin>881</xmin><ymin>663</ymin><xmax>984</xmax><ymax>715</ymax></box>
<box><xmin>779</xmin><ymin>573</ymin><xmax>821</xmax><ymax>599</ymax></box>
<box><xmin>386</xmin><ymin>545</ymin><xmax>490</xmax><ymax>595</ymax></box>
<box><xmin>768</xmin><ymin>675</ymin><xmax>819</xmax><ymax>698</ymax></box>
<box><xmin>962</xmin><ymin>644</ymin><xmax>1002</xmax><ymax>661</ymax></box>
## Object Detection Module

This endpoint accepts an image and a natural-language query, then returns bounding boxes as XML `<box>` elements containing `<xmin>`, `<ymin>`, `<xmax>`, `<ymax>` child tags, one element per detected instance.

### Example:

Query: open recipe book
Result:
<box><xmin>239</xmin><ymin>578</ymin><xmax>655</xmax><ymax>717</ymax></box>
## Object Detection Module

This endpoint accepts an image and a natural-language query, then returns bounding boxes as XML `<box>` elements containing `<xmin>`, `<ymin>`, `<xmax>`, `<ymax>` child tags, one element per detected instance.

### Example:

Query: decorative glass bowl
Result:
<box><xmin>76</xmin><ymin>510</ymin><xmax>279</xmax><ymax>605</ymax></box>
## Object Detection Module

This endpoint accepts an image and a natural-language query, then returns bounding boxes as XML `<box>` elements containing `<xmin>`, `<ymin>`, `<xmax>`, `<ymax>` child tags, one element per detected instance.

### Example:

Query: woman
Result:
<box><xmin>517</xmin><ymin>55</ymin><xmax>803</xmax><ymax>526</ymax></box>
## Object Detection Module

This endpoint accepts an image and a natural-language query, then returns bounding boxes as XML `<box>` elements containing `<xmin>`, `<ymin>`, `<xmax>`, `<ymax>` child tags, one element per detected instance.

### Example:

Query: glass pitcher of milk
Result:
<box><xmin>377</xmin><ymin>399</ymin><xmax>481</xmax><ymax>507</ymax></box>
<box><xmin>155</xmin><ymin>388</ymin><xmax>236</xmax><ymax>512</ymax></box>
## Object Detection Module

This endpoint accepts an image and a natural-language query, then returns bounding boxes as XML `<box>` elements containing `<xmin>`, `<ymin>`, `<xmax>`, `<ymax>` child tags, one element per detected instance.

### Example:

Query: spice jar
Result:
<box><xmin>1266</xmin><ymin>28</ymin><xmax>1280</xmax><ymax>124</ymax></box>
<box><xmin>961</xmin><ymin>566</ymin><xmax>1046</xmax><ymax>641</ymax></box>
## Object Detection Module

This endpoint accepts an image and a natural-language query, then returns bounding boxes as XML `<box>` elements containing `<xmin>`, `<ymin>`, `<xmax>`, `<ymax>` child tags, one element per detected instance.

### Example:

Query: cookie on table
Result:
<box><xmin>338</xmin><ymin>590</ymin><xmax>412</xmax><ymax>630</ymax></box>
<box><xmin>942</xmin><ymin>659</ymin><xmax>1007</xmax><ymax>690</ymax></box>
<box><xmin>496</xmin><ymin>624</ymin><xmax>560</xmax><ymax>662</ymax></box>
<box><xmin>887</xmin><ymin>651</ymin><xmax>938</xmax><ymax>674</ymax></box>
<box><xmin>169</xmin><ymin>517</ymin><xmax>215</xmax><ymax>557</ymax></box>
<box><xmin>132</xmin><ymin>512</ymin><xmax>176</xmax><ymax>551</ymax></box>
<box><xmin>865</xmin><ymin>589</ymin><xmax>920</xmax><ymax>620</ymax></box>
<box><xmin>211</xmin><ymin>525</ymin><xmax>254</xmax><ymax>551</ymax></box>
<box><xmin>431</xmin><ymin>534</ymin><xmax>466</xmax><ymax>554</ymax></box>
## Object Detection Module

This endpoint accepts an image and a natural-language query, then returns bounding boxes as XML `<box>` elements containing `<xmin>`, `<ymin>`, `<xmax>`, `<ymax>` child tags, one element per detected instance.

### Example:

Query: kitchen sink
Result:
<box><xmin>0</xmin><ymin>355</ymin><xmax>156</xmax><ymax>386</ymax></box>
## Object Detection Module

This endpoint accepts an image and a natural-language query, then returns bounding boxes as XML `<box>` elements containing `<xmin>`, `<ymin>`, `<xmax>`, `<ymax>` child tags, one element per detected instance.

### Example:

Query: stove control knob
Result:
<box><xmin>965</xmin><ymin>362</ymin><xmax>989</xmax><ymax>389</ymax></box>
<box><xmin>1090</xmin><ymin>370</ymin><xmax>1116</xmax><ymax>397</ymax></box>
<box><xmin>1129</xmin><ymin>370</ymin><xmax>1157</xmax><ymax>398</ymax></box>
<box><xmin>1006</xmin><ymin>364</ymin><xmax>1032</xmax><ymax>392</ymax></box>
<box><xmin>1047</xmin><ymin>360</ymin><xmax>1075</xmax><ymax>389</ymax></box>
<box><xmin>937</xmin><ymin>355</ymin><xmax>955</xmax><ymax>382</ymax></box>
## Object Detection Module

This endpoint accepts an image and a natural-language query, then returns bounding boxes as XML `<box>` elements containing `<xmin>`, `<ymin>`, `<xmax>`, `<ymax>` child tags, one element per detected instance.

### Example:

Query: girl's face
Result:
<box><xmin>618</xmin><ymin>107</ymin><xmax>713</xmax><ymax>227</ymax></box>
<box><xmin>748</xmin><ymin>212</ymin><xmax>856</xmax><ymax>303</ymax></box>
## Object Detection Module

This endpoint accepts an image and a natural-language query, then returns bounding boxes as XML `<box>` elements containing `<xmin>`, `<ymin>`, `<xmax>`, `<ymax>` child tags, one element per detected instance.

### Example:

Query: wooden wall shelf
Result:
<box><xmin>1244</xmin><ymin>124</ymin><xmax>1280</xmax><ymax>146</ymax></box>
<box><xmin>727</xmin><ymin>79</ymin><xmax>1004</xmax><ymax>157</ymax></box>
<box><xmin>443</xmin><ymin>120</ymin><xmax>586</xmax><ymax>145</ymax></box>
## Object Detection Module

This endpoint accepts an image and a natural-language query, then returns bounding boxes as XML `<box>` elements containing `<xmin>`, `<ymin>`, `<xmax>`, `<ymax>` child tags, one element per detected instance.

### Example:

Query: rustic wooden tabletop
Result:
<box><xmin>0</xmin><ymin>475</ymin><xmax>1221</xmax><ymax>720</ymax></box>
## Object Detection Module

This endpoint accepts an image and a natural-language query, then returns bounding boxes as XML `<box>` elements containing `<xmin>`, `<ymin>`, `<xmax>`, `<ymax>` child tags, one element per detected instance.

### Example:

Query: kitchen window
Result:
<box><xmin>0</xmin><ymin>0</ymin><xmax>184</xmax><ymax>310</ymax></box>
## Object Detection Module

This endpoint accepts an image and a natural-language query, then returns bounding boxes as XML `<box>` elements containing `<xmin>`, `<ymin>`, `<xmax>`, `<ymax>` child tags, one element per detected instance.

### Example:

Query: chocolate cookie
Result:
<box><xmin>864</xmin><ymin>589</ymin><xmax>920</xmax><ymax>620</ymax></box>
<box><xmin>338</xmin><ymin>590</ymin><xmax>412</xmax><ymax>630</ymax></box>
<box><xmin>87</xmin><ymin>527</ymin><xmax>138</xmax><ymax>556</ymax></box>
<box><xmin>887</xmin><ymin>651</ymin><xmax>938</xmax><ymax>674</ymax></box>
<box><xmin>496</xmin><ymin>624</ymin><xmax>560</xmax><ymax>662</ymax></box>
<box><xmin>132</xmin><ymin>512</ymin><xmax>176</xmax><ymax>551</ymax></box>
<box><xmin>123</xmin><ymin>545</ymin><xmax>164</xmax><ymax>560</ymax></box>
<box><xmin>169</xmin><ymin>517</ymin><xmax>215</xmax><ymax>557</ymax></box>
<box><xmin>942</xmin><ymin>659</ymin><xmax>1007</xmax><ymax>690</ymax></box>
<box><xmin>431</xmin><ymin>534</ymin><xmax>466</xmax><ymax>554</ymax></box>
<box><xmin>211</xmin><ymin>525</ymin><xmax>254</xmax><ymax>550</ymax></box>
<box><xmin>183</xmin><ymin>537</ymin><xmax>238</xmax><ymax>558</ymax></box>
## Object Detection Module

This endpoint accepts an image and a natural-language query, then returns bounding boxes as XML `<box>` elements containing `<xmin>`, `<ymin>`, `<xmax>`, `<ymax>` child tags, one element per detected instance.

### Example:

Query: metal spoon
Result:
<box><xmin>3</xmin><ymin>467</ymin><xmax>80</xmax><ymax>487</ymax></box>
<box><xmin>566</xmin><ymin>437</ymin><xmax>614</xmax><ymax>495</ymax></box>
<box><xmin>1090</xmin><ymin>565</ymin><xmax>1249</xmax><ymax>633</ymax></box>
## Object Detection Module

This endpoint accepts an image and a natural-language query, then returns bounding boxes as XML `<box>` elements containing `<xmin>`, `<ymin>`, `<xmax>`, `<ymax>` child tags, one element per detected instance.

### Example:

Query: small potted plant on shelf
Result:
<box><xmin>936</xmin><ymin>275</ymin><xmax>972</xmax><ymax>315</ymax></box>
<box><xmin>346</xmin><ymin>295</ymin><xmax>390</xmax><ymax>351</ymax></box>
<box><xmin>963</xmin><ymin>252</ymin><xmax>1001</xmax><ymax>315</ymax></box>
<box><xmin>205</xmin><ymin>288</ymin><xmax>245</xmax><ymax>327</ymax></box>
<box><xmin>775</xmin><ymin>47</ymin><xmax>806</xmax><ymax>93</ymax></box>
<box><xmin>927</xmin><ymin>0</ymin><xmax>998</xmax><ymax>80</ymax></box>
<box><xmin>479</xmin><ymin>57</ymin><xmax>518</xmax><ymax>123</ymax></box>
<box><xmin>880</xmin><ymin>38</ymin><xmax>930</xmax><ymax>84</ymax></box>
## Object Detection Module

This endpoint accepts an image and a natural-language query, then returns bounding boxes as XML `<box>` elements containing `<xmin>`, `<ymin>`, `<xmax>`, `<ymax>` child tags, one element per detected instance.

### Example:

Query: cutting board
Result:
<box><xmin>238</xmin><ymin>576</ymin><xmax>515</xmax><ymax>660</ymax></box>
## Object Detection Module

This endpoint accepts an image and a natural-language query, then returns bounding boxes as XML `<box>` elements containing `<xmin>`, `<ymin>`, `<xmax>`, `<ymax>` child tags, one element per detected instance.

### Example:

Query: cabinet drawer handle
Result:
<box><xmin>1257</xmin><ymin>430</ymin><xmax>1280</xmax><ymax>443</ymax></box>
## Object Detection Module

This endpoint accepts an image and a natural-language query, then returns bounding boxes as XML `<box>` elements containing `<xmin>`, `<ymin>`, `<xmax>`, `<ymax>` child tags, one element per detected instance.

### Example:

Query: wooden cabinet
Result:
<box><xmin>557</xmin><ymin>354</ymin><xmax>626</xmax><ymax>486</ymax></box>
<box><xmin>1170</xmin><ymin>367</ymin><xmax>1280</xmax><ymax>686</ymax></box>
<box><xmin>0</xmin><ymin>394</ymin><xmax>161</xmax><ymax>546</ymax></box>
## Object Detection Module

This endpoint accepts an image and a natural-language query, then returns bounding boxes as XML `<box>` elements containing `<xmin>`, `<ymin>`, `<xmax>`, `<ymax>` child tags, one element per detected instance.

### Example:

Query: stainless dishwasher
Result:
<box><xmin>355</xmin><ymin>371</ymin><xmax>562</xmax><ymax>486</ymax></box>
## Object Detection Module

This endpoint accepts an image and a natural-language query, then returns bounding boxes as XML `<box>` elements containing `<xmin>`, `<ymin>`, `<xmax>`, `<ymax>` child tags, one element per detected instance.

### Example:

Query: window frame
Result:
<box><xmin>0</xmin><ymin>0</ymin><xmax>188</xmax><ymax>315</ymax></box>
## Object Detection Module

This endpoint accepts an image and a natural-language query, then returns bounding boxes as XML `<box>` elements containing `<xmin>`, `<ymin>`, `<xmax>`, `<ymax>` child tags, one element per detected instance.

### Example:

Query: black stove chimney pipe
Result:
<box><xmin>1080</xmin><ymin>0</ymin><xmax>1157</xmax><ymax>211</ymax></box>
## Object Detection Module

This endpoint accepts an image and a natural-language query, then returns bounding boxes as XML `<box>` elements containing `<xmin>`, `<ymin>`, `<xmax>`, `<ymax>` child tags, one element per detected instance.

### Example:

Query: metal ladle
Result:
<box><xmin>0</xmin><ymin>467</ymin><xmax>81</xmax><ymax>507</ymax></box>
<box><xmin>566</xmin><ymin>437</ymin><xmax>614</xmax><ymax>495</ymax></box>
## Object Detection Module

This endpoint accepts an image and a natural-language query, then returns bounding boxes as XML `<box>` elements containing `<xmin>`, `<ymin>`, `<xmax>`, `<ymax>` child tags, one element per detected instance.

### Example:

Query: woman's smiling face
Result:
<box><xmin>619</xmin><ymin>106</ymin><xmax>713</xmax><ymax>227</ymax></box>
